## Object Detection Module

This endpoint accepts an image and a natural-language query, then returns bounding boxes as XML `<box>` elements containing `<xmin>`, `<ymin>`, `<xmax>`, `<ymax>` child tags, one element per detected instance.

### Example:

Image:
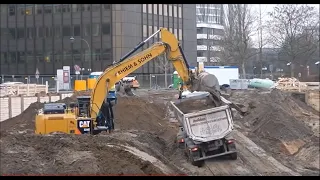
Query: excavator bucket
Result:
<box><xmin>115</xmin><ymin>82</ymin><xmax>135</xmax><ymax>96</ymax></box>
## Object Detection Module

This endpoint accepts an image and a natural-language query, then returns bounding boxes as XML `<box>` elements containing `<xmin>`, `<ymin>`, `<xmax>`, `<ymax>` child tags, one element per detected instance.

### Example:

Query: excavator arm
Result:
<box><xmin>90</xmin><ymin>28</ymin><xmax>193</xmax><ymax>122</ymax></box>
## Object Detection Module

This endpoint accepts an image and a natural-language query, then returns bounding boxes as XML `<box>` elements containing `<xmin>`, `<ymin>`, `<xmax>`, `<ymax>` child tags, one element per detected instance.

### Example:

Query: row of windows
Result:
<box><xmin>197</xmin><ymin>39</ymin><xmax>221</xmax><ymax>46</ymax></box>
<box><xmin>197</xmin><ymin>27</ymin><xmax>224</xmax><ymax>36</ymax></box>
<box><xmin>142</xmin><ymin>25</ymin><xmax>183</xmax><ymax>41</ymax></box>
<box><xmin>1</xmin><ymin>49</ymin><xmax>112</xmax><ymax>64</ymax></box>
<box><xmin>196</xmin><ymin>4</ymin><xmax>222</xmax><ymax>10</ymax></box>
<box><xmin>142</xmin><ymin>4</ymin><xmax>182</xmax><ymax>18</ymax></box>
<box><xmin>196</xmin><ymin>15</ymin><xmax>221</xmax><ymax>24</ymax></box>
<box><xmin>1</xmin><ymin>23</ymin><xmax>111</xmax><ymax>40</ymax></box>
<box><xmin>197</xmin><ymin>51</ymin><xmax>220</xmax><ymax>57</ymax></box>
<box><xmin>196</xmin><ymin>8</ymin><xmax>221</xmax><ymax>16</ymax></box>
<box><xmin>5</xmin><ymin>4</ymin><xmax>111</xmax><ymax>16</ymax></box>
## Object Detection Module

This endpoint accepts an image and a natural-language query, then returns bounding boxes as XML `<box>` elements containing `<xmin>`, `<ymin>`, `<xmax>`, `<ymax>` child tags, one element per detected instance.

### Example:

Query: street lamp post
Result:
<box><xmin>70</xmin><ymin>37</ymin><xmax>91</xmax><ymax>71</ymax></box>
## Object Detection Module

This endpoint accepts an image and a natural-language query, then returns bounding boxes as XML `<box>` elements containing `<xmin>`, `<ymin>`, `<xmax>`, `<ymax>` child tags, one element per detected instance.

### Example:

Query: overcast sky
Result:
<box><xmin>249</xmin><ymin>4</ymin><xmax>320</xmax><ymax>48</ymax></box>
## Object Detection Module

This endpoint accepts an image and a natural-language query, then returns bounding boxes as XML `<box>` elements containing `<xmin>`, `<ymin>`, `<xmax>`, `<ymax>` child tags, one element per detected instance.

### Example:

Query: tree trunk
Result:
<box><xmin>290</xmin><ymin>64</ymin><xmax>294</xmax><ymax>77</ymax></box>
<box><xmin>241</xmin><ymin>62</ymin><xmax>246</xmax><ymax>79</ymax></box>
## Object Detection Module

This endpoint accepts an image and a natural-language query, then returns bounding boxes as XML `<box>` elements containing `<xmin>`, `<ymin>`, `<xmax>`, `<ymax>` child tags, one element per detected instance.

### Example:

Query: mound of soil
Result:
<box><xmin>229</xmin><ymin>89</ymin><xmax>319</xmax><ymax>171</ymax></box>
<box><xmin>175</xmin><ymin>98</ymin><xmax>216</xmax><ymax>114</ymax></box>
<box><xmin>0</xmin><ymin>133</ymin><xmax>165</xmax><ymax>175</ymax></box>
<box><xmin>114</xmin><ymin>96</ymin><xmax>169</xmax><ymax>132</ymax></box>
<box><xmin>0</xmin><ymin>90</ymin><xmax>180</xmax><ymax>175</ymax></box>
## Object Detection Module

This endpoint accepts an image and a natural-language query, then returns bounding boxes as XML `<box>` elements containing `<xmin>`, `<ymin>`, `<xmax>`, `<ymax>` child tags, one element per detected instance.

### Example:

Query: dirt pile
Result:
<box><xmin>175</xmin><ymin>98</ymin><xmax>216</xmax><ymax>114</ymax></box>
<box><xmin>0</xmin><ymin>133</ymin><xmax>167</xmax><ymax>175</ymax></box>
<box><xmin>0</xmin><ymin>90</ymin><xmax>181</xmax><ymax>175</ymax></box>
<box><xmin>229</xmin><ymin>89</ymin><xmax>319</xmax><ymax>171</ymax></box>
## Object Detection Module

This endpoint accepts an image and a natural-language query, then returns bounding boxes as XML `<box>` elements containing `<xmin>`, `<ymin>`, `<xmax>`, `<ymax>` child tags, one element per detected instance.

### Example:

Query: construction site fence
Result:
<box><xmin>0</xmin><ymin>74</ymin><xmax>175</xmax><ymax>91</ymax></box>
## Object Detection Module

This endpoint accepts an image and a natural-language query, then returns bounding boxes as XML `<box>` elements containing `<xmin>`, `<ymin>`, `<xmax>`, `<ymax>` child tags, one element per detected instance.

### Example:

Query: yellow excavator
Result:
<box><xmin>35</xmin><ymin>28</ymin><xmax>243</xmax><ymax>135</ymax></box>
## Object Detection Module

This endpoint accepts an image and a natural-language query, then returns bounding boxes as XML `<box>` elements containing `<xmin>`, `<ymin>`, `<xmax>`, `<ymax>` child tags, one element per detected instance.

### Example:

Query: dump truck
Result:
<box><xmin>169</xmin><ymin>93</ymin><xmax>240</xmax><ymax>167</ymax></box>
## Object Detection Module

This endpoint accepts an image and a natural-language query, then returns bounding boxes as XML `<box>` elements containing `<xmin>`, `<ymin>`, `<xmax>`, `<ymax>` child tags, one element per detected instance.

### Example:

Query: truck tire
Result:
<box><xmin>227</xmin><ymin>143</ymin><xmax>237</xmax><ymax>160</ymax></box>
<box><xmin>230</xmin><ymin>152</ymin><xmax>238</xmax><ymax>160</ymax></box>
<box><xmin>188</xmin><ymin>151</ymin><xmax>204</xmax><ymax>167</ymax></box>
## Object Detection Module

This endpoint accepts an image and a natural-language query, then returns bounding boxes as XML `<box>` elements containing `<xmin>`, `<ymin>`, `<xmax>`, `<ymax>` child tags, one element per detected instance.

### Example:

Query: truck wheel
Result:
<box><xmin>188</xmin><ymin>151</ymin><xmax>204</xmax><ymax>167</ymax></box>
<box><xmin>230</xmin><ymin>152</ymin><xmax>238</xmax><ymax>160</ymax></box>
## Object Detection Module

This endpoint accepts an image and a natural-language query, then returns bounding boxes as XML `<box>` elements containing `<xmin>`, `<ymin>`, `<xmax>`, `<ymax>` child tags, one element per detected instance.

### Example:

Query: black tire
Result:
<box><xmin>230</xmin><ymin>152</ymin><xmax>238</xmax><ymax>160</ymax></box>
<box><xmin>188</xmin><ymin>151</ymin><xmax>204</xmax><ymax>167</ymax></box>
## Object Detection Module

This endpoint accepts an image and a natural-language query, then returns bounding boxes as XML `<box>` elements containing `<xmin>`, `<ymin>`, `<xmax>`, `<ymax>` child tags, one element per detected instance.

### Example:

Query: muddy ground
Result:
<box><xmin>0</xmin><ymin>89</ymin><xmax>319</xmax><ymax>175</ymax></box>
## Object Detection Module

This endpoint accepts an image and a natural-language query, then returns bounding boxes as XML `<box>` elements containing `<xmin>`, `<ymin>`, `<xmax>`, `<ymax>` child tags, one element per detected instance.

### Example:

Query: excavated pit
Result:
<box><xmin>0</xmin><ymin>89</ymin><xmax>319</xmax><ymax>175</ymax></box>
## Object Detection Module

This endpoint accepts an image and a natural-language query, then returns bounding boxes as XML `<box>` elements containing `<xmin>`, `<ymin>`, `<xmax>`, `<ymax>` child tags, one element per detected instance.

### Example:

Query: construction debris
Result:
<box><xmin>275</xmin><ymin>77</ymin><xmax>307</xmax><ymax>91</ymax></box>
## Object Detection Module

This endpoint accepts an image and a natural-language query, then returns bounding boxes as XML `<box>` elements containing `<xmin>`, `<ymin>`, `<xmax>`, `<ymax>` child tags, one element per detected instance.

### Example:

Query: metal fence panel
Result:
<box><xmin>0</xmin><ymin>74</ymin><xmax>174</xmax><ymax>90</ymax></box>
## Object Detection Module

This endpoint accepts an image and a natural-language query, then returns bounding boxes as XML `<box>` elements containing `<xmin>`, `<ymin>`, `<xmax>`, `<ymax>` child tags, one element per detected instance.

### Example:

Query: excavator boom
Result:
<box><xmin>90</xmin><ymin>28</ymin><xmax>192</xmax><ymax>122</ymax></box>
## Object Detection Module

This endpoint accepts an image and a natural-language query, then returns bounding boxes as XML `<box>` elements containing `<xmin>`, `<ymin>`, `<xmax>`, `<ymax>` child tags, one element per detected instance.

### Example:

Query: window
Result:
<box><xmin>92</xmin><ymin>23</ymin><xmax>100</xmax><ymax>36</ymax></box>
<box><xmin>142</xmin><ymin>4</ymin><xmax>147</xmax><ymax>13</ymax></box>
<box><xmin>174</xmin><ymin>28</ymin><xmax>177</xmax><ymax>38</ymax></box>
<box><xmin>83</xmin><ymin>4</ymin><xmax>90</xmax><ymax>11</ymax></box>
<box><xmin>103</xmin><ymin>4</ymin><xmax>111</xmax><ymax>10</ymax></box>
<box><xmin>19</xmin><ymin>6</ymin><xmax>26</xmax><ymax>15</ymax></box>
<box><xmin>25</xmin><ymin>5</ymin><xmax>33</xmax><ymax>15</ymax></box>
<box><xmin>44</xmin><ymin>5</ymin><xmax>52</xmax><ymax>14</ymax></box>
<box><xmin>54</xmin><ymin>4</ymin><xmax>62</xmax><ymax>13</ymax></box>
<box><xmin>178</xmin><ymin>6</ymin><xmax>182</xmax><ymax>18</ymax></box>
<box><xmin>17</xmin><ymin>28</ymin><xmax>25</xmax><ymax>39</ymax></box>
<box><xmin>148</xmin><ymin>4</ymin><xmax>152</xmax><ymax>13</ymax></box>
<box><xmin>63</xmin><ymin>26</ymin><xmax>71</xmax><ymax>37</ymax></box>
<box><xmin>73</xmin><ymin>50</ymin><xmax>81</xmax><ymax>61</ymax></box>
<box><xmin>102</xmin><ymin>49</ymin><xmax>111</xmax><ymax>60</ymax></box>
<box><xmin>143</xmin><ymin>25</ymin><xmax>147</xmax><ymax>37</ymax></box>
<box><xmin>27</xmin><ymin>27</ymin><xmax>34</xmax><ymax>39</ymax></box>
<box><xmin>92</xmin><ymin>4</ymin><xmax>100</xmax><ymax>11</ymax></box>
<box><xmin>102</xmin><ymin>23</ymin><xmax>110</xmax><ymax>35</ymax></box>
<box><xmin>10</xmin><ymin>52</ymin><xmax>17</xmax><ymax>63</ymax></box>
<box><xmin>8</xmin><ymin>28</ymin><xmax>16</xmax><ymax>39</ymax></box>
<box><xmin>148</xmin><ymin>26</ymin><xmax>152</xmax><ymax>36</ymax></box>
<box><xmin>54</xmin><ymin>26</ymin><xmax>61</xmax><ymax>37</ymax></box>
<box><xmin>153</xmin><ymin>4</ymin><xmax>157</xmax><ymax>14</ymax></box>
<box><xmin>158</xmin><ymin>4</ymin><xmax>162</xmax><ymax>15</ymax></box>
<box><xmin>73</xmin><ymin>25</ymin><xmax>81</xmax><ymax>36</ymax></box>
<box><xmin>18</xmin><ymin>52</ymin><xmax>25</xmax><ymax>63</ymax></box>
<box><xmin>35</xmin><ymin>4</ymin><xmax>42</xmax><ymax>14</ymax></box>
<box><xmin>93</xmin><ymin>49</ymin><xmax>101</xmax><ymax>61</ymax></box>
<box><xmin>173</xmin><ymin>5</ymin><xmax>177</xmax><ymax>17</ymax></box>
<box><xmin>83</xmin><ymin>24</ymin><xmax>90</xmax><ymax>36</ymax></box>
<box><xmin>45</xmin><ymin>27</ymin><xmax>52</xmax><ymax>38</ymax></box>
<box><xmin>169</xmin><ymin>5</ymin><xmax>172</xmax><ymax>16</ymax></box>
<box><xmin>179</xmin><ymin>29</ymin><xmax>182</xmax><ymax>40</ymax></box>
<box><xmin>154</xmin><ymin>26</ymin><xmax>158</xmax><ymax>38</ymax></box>
<box><xmin>72</xmin><ymin>4</ymin><xmax>79</xmax><ymax>12</ymax></box>
<box><xmin>197</xmin><ymin>27</ymin><xmax>207</xmax><ymax>34</ymax></box>
<box><xmin>38</xmin><ymin>27</ymin><xmax>44</xmax><ymax>38</ymax></box>
<box><xmin>62</xmin><ymin>4</ymin><xmax>70</xmax><ymax>12</ymax></box>
<box><xmin>8</xmin><ymin>5</ymin><xmax>15</xmax><ymax>16</ymax></box>
<box><xmin>197</xmin><ymin>39</ymin><xmax>207</xmax><ymax>45</ymax></box>
<box><xmin>163</xmin><ymin>4</ymin><xmax>167</xmax><ymax>16</ymax></box>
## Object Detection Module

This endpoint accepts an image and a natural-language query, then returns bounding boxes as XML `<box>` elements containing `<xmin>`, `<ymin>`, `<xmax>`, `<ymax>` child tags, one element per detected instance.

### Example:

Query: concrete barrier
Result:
<box><xmin>0</xmin><ymin>93</ymin><xmax>73</xmax><ymax>122</ymax></box>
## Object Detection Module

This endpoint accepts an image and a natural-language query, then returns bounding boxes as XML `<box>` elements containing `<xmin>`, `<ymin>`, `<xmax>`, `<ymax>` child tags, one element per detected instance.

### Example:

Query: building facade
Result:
<box><xmin>196</xmin><ymin>4</ymin><xmax>225</xmax><ymax>65</ymax></box>
<box><xmin>0</xmin><ymin>4</ymin><xmax>196</xmax><ymax>75</ymax></box>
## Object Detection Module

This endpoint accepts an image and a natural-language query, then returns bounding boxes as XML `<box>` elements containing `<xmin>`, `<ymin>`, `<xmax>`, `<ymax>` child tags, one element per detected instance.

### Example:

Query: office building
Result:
<box><xmin>0</xmin><ymin>4</ymin><xmax>196</xmax><ymax>75</ymax></box>
<box><xmin>196</xmin><ymin>4</ymin><xmax>225</xmax><ymax>64</ymax></box>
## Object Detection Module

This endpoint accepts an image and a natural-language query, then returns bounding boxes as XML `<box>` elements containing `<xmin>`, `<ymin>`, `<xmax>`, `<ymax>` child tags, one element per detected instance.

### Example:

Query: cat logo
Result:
<box><xmin>79</xmin><ymin>120</ymin><xmax>91</xmax><ymax>128</ymax></box>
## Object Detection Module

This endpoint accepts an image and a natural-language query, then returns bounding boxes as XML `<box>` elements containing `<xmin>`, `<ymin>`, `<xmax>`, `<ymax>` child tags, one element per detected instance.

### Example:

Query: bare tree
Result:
<box><xmin>267</xmin><ymin>4</ymin><xmax>319</xmax><ymax>77</ymax></box>
<box><xmin>155</xmin><ymin>54</ymin><xmax>170</xmax><ymax>88</ymax></box>
<box><xmin>220</xmin><ymin>4</ymin><xmax>258</xmax><ymax>78</ymax></box>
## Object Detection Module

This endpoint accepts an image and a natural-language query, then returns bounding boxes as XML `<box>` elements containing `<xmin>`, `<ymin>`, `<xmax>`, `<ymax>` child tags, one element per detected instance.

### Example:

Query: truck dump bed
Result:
<box><xmin>170</xmin><ymin>95</ymin><xmax>234</xmax><ymax>143</ymax></box>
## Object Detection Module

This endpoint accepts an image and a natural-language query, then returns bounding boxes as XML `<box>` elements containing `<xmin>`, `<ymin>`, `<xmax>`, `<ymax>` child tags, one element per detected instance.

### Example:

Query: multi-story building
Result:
<box><xmin>196</xmin><ymin>4</ymin><xmax>225</xmax><ymax>65</ymax></box>
<box><xmin>0</xmin><ymin>4</ymin><xmax>196</xmax><ymax>75</ymax></box>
